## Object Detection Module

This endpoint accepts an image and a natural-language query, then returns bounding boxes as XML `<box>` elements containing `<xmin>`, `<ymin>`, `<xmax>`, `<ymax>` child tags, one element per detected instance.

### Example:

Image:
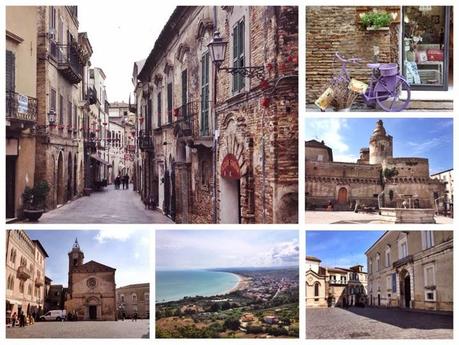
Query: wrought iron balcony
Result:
<box><xmin>17</xmin><ymin>265</ymin><xmax>31</xmax><ymax>280</ymax></box>
<box><xmin>50</xmin><ymin>42</ymin><xmax>83</xmax><ymax>84</ymax></box>
<box><xmin>329</xmin><ymin>279</ymin><xmax>347</xmax><ymax>285</ymax></box>
<box><xmin>6</xmin><ymin>91</ymin><xmax>37</xmax><ymax>125</ymax></box>
<box><xmin>393</xmin><ymin>255</ymin><xmax>414</xmax><ymax>268</ymax></box>
<box><xmin>173</xmin><ymin>101</ymin><xmax>198</xmax><ymax>137</ymax></box>
<box><xmin>138</xmin><ymin>132</ymin><xmax>154</xmax><ymax>151</ymax></box>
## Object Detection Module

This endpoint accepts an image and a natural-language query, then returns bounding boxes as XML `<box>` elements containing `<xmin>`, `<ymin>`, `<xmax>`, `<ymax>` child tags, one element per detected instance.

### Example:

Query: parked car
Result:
<box><xmin>39</xmin><ymin>310</ymin><xmax>67</xmax><ymax>321</ymax></box>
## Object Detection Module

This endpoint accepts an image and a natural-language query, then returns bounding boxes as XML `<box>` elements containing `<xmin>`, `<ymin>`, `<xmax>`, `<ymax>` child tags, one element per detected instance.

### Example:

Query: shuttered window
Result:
<box><xmin>157</xmin><ymin>92</ymin><xmax>161</xmax><ymax>127</ymax></box>
<box><xmin>68</xmin><ymin>101</ymin><xmax>72</xmax><ymax>127</ymax></box>
<box><xmin>167</xmin><ymin>82</ymin><xmax>173</xmax><ymax>124</ymax></box>
<box><xmin>59</xmin><ymin>94</ymin><xmax>64</xmax><ymax>125</ymax></box>
<box><xmin>200</xmin><ymin>52</ymin><xmax>209</xmax><ymax>136</ymax></box>
<box><xmin>6</xmin><ymin>50</ymin><xmax>15</xmax><ymax>92</ymax></box>
<box><xmin>181</xmin><ymin>69</ymin><xmax>187</xmax><ymax>117</ymax></box>
<box><xmin>232</xmin><ymin>19</ymin><xmax>245</xmax><ymax>93</ymax></box>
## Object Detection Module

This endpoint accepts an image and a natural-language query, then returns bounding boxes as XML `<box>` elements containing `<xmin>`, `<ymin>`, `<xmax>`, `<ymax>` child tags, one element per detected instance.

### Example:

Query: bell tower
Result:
<box><xmin>68</xmin><ymin>238</ymin><xmax>84</xmax><ymax>295</ymax></box>
<box><xmin>369</xmin><ymin>120</ymin><xmax>393</xmax><ymax>164</ymax></box>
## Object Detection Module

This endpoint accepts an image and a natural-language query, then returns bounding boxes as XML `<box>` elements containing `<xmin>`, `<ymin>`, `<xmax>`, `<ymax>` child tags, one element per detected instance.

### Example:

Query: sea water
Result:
<box><xmin>156</xmin><ymin>270</ymin><xmax>240</xmax><ymax>302</ymax></box>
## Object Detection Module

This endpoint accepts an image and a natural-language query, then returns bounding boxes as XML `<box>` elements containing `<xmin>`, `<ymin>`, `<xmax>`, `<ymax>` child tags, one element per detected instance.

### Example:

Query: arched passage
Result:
<box><xmin>56</xmin><ymin>152</ymin><xmax>64</xmax><ymax>206</ymax></box>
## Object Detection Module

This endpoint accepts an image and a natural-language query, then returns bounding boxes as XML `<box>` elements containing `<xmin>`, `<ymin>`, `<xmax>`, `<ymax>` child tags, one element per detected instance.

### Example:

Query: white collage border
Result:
<box><xmin>1</xmin><ymin>0</ymin><xmax>457</xmax><ymax>344</ymax></box>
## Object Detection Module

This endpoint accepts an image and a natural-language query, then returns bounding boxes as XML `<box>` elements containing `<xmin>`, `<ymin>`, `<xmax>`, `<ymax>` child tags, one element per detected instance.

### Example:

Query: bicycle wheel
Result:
<box><xmin>375</xmin><ymin>75</ymin><xmax>411</xmax><ymax>112</ymax></box>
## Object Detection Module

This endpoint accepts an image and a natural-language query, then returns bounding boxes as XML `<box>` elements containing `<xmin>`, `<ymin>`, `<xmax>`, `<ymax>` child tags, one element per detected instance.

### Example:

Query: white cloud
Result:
<box><xmin>306</xmin><ymin>119</ymin><xmax>356</xmax><ymax>162</ymax></box>
<box><xmin>406</xmin><ymin>136</ymin><xmax>450</xmax><ymax>155</ymax></box>
<box><xmin>95</xmin><ymin>229</ymin><xmax>137</xmax><ymax>243</ymax></box>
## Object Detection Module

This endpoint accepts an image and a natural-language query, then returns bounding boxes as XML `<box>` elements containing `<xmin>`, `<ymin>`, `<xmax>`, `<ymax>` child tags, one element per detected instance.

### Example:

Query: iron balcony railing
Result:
<box><xmin>174</xmin><ymin>101</ymin><xmax>198</xmax><ymax>137</ymax></box>
<box><xmin>393</xmin><ymin>255</ymin><xmax>414</xmax><ymax>268</ymax></box>
<box><xmin>6</xmin><ymin>91</ymin><xmax>37</xmax><ymax>123</ymax></box>
<box><xmin>50</xmin><ymin>42</ymin><xmax>83</xmax><ymax>84</ymax></box>
<box><xmin>17</xmin><ymin>265</ymin><xmax>31</xmax><ymax>280</ymax></box>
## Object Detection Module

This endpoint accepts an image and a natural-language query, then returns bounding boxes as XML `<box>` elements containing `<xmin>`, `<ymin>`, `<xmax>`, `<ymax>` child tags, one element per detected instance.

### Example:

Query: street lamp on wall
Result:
<box><xmin>207</xmin><ymin>31</ymin><xmax>265</xmax><ymax>80</ymax></box>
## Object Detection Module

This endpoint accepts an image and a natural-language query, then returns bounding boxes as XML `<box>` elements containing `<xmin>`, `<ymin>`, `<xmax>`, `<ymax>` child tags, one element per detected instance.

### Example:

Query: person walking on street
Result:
<box><xmin>115</xmin><ymin>175</ymin><xmax>120</xmax><ymax>190</ymax></box>
<box><xmin>124</xmin><ymin>174</ymin><xmax>130</xmax><ymax>190</ymax></box>
<box><xmin>11</xmin><ymin>312</ymin><xmax>17</xmax><ymax>327</ymax></box>
<box><xmin>19</xmin><ymin>311</ymin><xmax>25</xmax><ymax>327</ymax></box>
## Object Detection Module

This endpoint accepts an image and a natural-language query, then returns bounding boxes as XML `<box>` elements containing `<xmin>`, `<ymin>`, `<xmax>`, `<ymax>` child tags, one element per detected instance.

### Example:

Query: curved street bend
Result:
<box><xmin>18</xmin><ymin>185</ymin><xmax>173</xmax><ymax>224</ymax></box>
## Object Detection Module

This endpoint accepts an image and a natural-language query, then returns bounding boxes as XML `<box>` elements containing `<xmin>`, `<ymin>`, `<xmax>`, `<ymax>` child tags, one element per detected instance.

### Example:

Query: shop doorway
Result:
<box><xmin>6</xmin><ymin>155</ymin><xmax>17</xmax><ymax>218</ymax></box>
<box><xmin>402</xmin><ymin>6</ymin><xmax>452</xmax><ymax>91</ymax></box>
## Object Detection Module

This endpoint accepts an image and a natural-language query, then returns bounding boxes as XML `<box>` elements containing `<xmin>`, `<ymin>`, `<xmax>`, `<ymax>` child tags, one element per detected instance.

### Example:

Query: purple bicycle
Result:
<box><xmin>333</xmin><ymin>52</ymin><xmax>411</xmax><ymax>112</ymax></box>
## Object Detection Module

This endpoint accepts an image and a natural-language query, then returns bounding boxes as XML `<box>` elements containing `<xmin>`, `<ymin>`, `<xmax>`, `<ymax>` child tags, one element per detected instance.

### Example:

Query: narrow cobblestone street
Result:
<box><xmin>306</xmin><ymin>307</ymin><xmax>453</xmax><ymax>339</ymax></box>
<box><xmin>6</xmin><ymin>320</ymin><xmax>149</xmax><ymax>338</ymax></box>
<box><xmin>18</xmin><ymin>184</ymin><xmax>173</xmax><ymax>224</ymax></box>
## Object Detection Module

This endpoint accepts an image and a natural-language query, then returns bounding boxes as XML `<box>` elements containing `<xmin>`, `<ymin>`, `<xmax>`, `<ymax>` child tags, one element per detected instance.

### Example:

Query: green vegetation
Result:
<box><xmin>361</xmin><ymin>11</ymin><xmax>392</xmax><ymax>29</ymax></box>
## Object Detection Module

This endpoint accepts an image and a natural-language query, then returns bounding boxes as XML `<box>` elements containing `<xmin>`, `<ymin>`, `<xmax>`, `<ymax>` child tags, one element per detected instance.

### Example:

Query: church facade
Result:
<box><xmin>306</xmin><ymin>120</ymin><xmax>445</xmax><ymax>211</ymax></box>
<box><xmin>64</xmin><ymin>240</ymin><xmax>116</xmax><ymax>321</ymax></box>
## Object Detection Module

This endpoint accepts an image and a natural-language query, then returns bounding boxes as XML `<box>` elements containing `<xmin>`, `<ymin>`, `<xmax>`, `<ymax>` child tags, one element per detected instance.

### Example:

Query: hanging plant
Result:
<box><xmin>260</xmin><ymin>97</ymin><xmax>271</xmax><ymax>108</ymax></box>
<box><xmin>259</xmin><ymin>79</ymin><xmax>270</xmax><ymax>90</ymax></box>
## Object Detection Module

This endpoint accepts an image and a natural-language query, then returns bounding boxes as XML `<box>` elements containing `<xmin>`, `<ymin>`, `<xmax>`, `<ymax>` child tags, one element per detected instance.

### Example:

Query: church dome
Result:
<box><xmin>371</xmin><ymin>120</ymin><xmax>387</xmax><ymax>137</ymax></box>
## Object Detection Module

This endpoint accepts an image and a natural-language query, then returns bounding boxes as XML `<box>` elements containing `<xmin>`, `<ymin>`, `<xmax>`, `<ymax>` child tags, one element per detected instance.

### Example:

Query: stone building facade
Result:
<box><xmin>431</xmin><ymin>168</ymin><xmax>454</xmax><ymax>216</ymax></box>
<box><xmin>34</xmin><ymin>6</ymin><xmax>90</xmax><ymax>209</ymax></box>
<box><xmin>306</xmin><ymin>256</ymin><xmax>367</xmax><ymax>308</ymax></box>
<box><xmin>306</xmin><ymin>120</ymin><xmax>445</xmax><ymax>211</ymax></box>
<box><xmin>6</xmin><ymin>230</ymin><xmax>48</xmax><ymax>320</ymax></box>
<box><xmin>134</xmin><ymin>6</ymin><xmax>298</xmax><ymax>223</ymax></box>
<box><xmin>64</xmin><ymin>240</ymin><xmax>116</xmax><ymax>321</ymax></box>
<box><xmin>108</xmin><ymin>102</ymin><xmax>136</xmax><ymax>182</ymax></box>
<box><xmin>365</xmin><ymin>231</ymin><xmax>453</xmax><ymax>312</ymax></box>
<box><xmin>5</xmin><ymin>6</ymin><xmax>39</xmax><ymax>219</ymax></box>
<box><xmin>116</xmin><ymin>283</ymin><xmax>150</xmax><ymax>319</ymax></box>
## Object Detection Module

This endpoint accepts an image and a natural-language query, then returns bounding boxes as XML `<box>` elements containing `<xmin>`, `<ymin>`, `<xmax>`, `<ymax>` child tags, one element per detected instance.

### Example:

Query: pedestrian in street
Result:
<box><xmin>11</xmin><ymin>312</ymin><xmax>17</xmax><ymax>327</ymax></box>
<box><xmin>124</xmin><ymin>174</ymin><xmax>130</xmax><ymax>190</ymax></box>
<box><xmin>19</xmin><ymin>311</ymin><xmax>25</xmax><ymax>327</ymax></box>
<box><xmin>132</xmin><ymin>312</ymin><xmax>138</xmax><ymax>322</ymax></box>
<box><xmin>115</xmin><ymin>175</ymin><xmax>121</xmax><ymax>190</ymax></box>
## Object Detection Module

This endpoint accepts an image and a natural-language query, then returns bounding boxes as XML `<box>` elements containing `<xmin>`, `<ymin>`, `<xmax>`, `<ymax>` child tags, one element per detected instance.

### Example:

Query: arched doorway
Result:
<box><xmin>337</xmin><ymin>187</ymin><xmax>348</xmax><ymax>204</ymax></box>
<box><xmin>56</xmin><ymin>152</ymin><xmax>64</xmax><ymax>206</ymax></box>
<box><xmin>220</xmin><ymin>154</ymin><xmax>241</xmax><ymax>224</ymax></box>
<box><xmin>400</xmin><ymin>269</ymin><xmax>411</xmax><ymax>308</ymax></box>
<box><xmin>67</xmin><ymin>152</ymin><xmax>72</xmax><ymax>202</ymax></box>
<box><xmin>85</xmin><ymin>296</ymin><xmax>100</xmax><ymax>320</ymax></box>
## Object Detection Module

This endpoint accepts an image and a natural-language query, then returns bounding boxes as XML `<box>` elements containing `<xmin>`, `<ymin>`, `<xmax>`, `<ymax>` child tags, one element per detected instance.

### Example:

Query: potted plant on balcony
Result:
<box><xmin>22</xmin><ymin>180</ymin><xmax>50</xmax><ymax>222</ymax></box>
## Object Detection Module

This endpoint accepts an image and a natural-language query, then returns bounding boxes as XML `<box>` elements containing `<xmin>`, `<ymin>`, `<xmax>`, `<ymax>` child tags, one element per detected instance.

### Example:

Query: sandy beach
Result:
<box><xmin>228</xmin><ymin>273</ymin><xmax>251</xmax><ymax>293</ymax></box>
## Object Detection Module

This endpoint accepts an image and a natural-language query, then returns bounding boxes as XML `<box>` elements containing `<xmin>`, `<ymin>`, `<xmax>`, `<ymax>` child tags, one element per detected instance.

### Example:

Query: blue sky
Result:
<box><xmin>305</xmin><ymin>118</ymin><xmax>453</xmax><ymax>174</ymax></box>
<box><xmin>306</xmin><ymin>231</ymin><xmax>385</xmax><ymax>271</ymax></box>
<box><xmin>26</xmin><ymin>230</ymin><xmax>149</xmax><ymax>287</ymax></box>
<box><xmin>156</xmin><ymin>230</ymin><xmax>299</xmax><ymax>270</ymax></box>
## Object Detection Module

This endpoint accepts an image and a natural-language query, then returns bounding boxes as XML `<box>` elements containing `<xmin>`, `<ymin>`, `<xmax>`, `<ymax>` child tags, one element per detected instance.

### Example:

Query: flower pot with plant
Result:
<box><xmin>22</xmin><ymin>180</ymin><xmax>50</xmax><ymax>222</ymax></box>
<box><xmin>360</xmin><ymin>11</ymin><xmax>392</xmax><ymax>31</ymax></box>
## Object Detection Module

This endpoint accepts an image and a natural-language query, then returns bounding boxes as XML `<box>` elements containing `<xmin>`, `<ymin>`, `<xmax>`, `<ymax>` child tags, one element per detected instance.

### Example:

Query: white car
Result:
<box><xmin>40</xmin><ymin>310</ymin><xmax>67</xmax><ymax>321</ymax></box>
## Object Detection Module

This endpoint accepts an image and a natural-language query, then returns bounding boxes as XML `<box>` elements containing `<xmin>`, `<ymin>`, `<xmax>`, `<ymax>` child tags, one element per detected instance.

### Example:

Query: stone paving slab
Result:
<box><xmin>306</xmin><ymin>100</ymin><xmax>453</xmax><ymax>112</ymax></box>
<box><xmin>305</xmin><ymin>211</ymin><xmax>453</xmax><ymax>224</ymax></box>
<box><xmin>306</xmin><ymin>307</ymin><xmax>453</xmax><ymax>339</ymax></box>
<box><xmin>16</xmin><ymin>184</ymin><xmax>174</xmax><ymax>224</ymax></box>
<box><xmin>6</xmin><ymin>320</ymin><xmax>150</xmax><ymax>338</ymax></box>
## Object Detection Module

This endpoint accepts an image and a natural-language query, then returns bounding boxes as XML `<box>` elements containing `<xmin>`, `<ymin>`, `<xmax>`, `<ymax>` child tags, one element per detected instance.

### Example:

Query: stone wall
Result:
<box><xmin>306</xmin><ymin>6</ymin><xmax>400</xmax><ymax>103</ymax></box>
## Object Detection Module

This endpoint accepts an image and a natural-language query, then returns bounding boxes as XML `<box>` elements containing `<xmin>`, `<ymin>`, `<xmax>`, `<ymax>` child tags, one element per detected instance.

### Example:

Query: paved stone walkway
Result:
<box><xmin>306</xmin><ymin>99</ymin><xmax>453</xmax><ymax>112</ymax></box>
<box><xmin>18</xmin><ymin>184</ymin><xmax>173</xmax><ymax>224</ymax></box>
<box><xmin>305</xmin><ymin>211</ymin><xmax>453</xmax><ymax>224</ymax></box>
<box><xmin>6</xmin><ymin>320</ymin><xmax>149</xmax><ymax>338</ymax></box>
<box><xmin>306</xmin><ymin>307</ymin><xmax>453</xmax><ymax>339</ymax></box>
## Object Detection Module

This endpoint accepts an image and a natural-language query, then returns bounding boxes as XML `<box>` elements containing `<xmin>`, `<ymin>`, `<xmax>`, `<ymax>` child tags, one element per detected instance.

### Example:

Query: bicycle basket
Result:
<box><xmin>379</xmin><ymin>63</ymin><xmax>398</xmax><ymax>77</ymax></box>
